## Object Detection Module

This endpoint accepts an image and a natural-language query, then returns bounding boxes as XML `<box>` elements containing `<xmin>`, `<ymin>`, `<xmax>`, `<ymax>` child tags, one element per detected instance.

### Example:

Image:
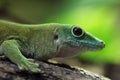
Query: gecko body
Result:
<box><xmin>0</xmin><ymin>20</ymin><xmax>105</xmax><ymax>72</ymax></box>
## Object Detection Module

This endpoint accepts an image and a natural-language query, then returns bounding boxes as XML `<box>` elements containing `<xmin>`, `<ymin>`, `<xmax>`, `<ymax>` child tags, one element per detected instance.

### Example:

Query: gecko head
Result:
<box><xmin>54</xmin><ymin>24</ymin><xmax>105</xmax><ymax>57</ymax></box>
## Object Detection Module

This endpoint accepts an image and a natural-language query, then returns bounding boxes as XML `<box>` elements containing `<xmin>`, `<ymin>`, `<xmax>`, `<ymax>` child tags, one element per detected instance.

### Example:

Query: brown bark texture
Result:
<box><xmin>0</xmin><ymin>57</ymin><xmax>110</xmax><ymax>80</ymax></box>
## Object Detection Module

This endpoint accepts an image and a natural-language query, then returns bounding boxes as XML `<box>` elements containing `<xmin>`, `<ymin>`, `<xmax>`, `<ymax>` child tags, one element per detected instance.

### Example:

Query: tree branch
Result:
<box><xmin>0</xmin><ymin>57</ymin><xmax>110</xmax><ymax>80</ymax></box>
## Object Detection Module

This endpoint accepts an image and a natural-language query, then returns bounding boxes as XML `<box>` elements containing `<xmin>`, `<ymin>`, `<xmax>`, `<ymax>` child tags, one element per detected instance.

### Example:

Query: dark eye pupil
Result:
<box><xmin>73</xmin><ymin>27</ymin><xmax>83</xmax><ymax>37</ymax></box>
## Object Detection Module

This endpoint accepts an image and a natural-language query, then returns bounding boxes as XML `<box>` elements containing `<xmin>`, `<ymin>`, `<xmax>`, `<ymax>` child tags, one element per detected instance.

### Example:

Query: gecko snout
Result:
<box><xmin>100</xmin><ymin>41</ymin><xmax>105</xmax><ymax>49</ymax></box>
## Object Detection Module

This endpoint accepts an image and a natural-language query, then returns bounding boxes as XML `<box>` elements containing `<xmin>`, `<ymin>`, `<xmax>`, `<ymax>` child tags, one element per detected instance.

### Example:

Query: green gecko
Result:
<box><xmin>0</xmin><ymin>20</ymin><xmax>105</xmax><ymax>72</ymax></box>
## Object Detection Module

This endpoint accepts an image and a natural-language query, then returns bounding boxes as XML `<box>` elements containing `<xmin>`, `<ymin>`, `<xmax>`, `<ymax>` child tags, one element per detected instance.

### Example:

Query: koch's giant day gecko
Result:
<box><xmin>0</xmin><ymin>20</ymin><xmax>105</xmax><ymax>72</ymax></box>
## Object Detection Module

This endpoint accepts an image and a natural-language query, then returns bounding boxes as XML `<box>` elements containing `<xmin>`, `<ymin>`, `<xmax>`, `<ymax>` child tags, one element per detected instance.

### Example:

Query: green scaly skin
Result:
<box><xmin>0</xmin><ymin>20</ymin><xmax>105</xmax><ymax>72</ymax></box>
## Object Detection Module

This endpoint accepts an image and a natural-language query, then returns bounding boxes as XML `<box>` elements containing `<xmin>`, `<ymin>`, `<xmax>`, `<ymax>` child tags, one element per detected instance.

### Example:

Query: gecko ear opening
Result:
<box><xmin>71</xmin><ymin>26</ymin><xmax>84</xmax><ymax>38</ymax></box>
<box><xmin>54</xmin><ymin>34</ymin><xmax>58</xmax><ymax>40</ymax></box>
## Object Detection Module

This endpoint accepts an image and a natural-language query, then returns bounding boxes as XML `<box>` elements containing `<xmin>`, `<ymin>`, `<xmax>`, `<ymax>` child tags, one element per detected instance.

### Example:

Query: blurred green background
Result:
<box><xmin>0</xmin><ymin>0</ymin><xmax>120</xmax><ymax>79</ymax></box>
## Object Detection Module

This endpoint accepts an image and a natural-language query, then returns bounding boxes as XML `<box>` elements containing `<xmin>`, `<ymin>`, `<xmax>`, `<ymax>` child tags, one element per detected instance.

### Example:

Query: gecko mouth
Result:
<box><xmin>64</xmin><ymin>40</ymin><xmax>105</xmax><ymax>51</ymax></box>
<box><xmin>82</xmin><ymin>42</ymin><xmax>105</xmax><ymax>51</ymax></box>
<box><xmin>82</xmin><ymin>40</ymin><xmax>105</xmax><ymax>48</ymax></box>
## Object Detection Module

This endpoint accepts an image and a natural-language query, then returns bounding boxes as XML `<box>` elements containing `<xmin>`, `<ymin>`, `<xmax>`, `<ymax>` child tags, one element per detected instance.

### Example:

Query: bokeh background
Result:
<box><xmin>0</xmin><ymin>0</ymin><xmax>120</xmax><ymax>80</ymax></box>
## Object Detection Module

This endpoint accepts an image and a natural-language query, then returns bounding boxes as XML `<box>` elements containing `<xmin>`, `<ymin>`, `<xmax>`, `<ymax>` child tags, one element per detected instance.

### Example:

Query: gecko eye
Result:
<box><xmin>71</xmin><ymin>26</ymin><xmax>84</xmax><ymax>37</ymax></box>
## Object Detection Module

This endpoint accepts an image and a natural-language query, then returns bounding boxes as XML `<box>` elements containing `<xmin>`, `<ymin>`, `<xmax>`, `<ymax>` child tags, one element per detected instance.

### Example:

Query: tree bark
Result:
<box><xmin>0</xmin><ymin>57</ymin><xmax>110</xmax><ymax>80</ymax></box>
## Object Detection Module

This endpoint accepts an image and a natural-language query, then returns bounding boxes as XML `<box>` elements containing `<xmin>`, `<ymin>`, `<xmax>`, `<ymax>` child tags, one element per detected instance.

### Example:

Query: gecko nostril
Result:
<box><xmin>100</xmin><ymin>41</ymin><xmax>105</xmax><ymax>48</ymax></box>
<box><xmin>54</xmin><ymin>34</ymin><xmax>58</xmax><ymax>40</ymax></box>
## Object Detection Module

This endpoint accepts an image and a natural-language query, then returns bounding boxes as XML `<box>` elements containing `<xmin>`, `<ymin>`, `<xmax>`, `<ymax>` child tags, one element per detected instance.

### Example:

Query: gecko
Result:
<box><xmin>0</xmin><ymin>20</ymin><xmax>105</xmax><ymax>72</ymax></box>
